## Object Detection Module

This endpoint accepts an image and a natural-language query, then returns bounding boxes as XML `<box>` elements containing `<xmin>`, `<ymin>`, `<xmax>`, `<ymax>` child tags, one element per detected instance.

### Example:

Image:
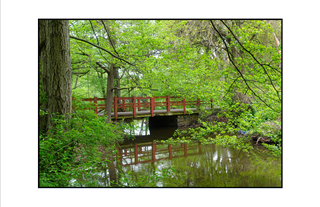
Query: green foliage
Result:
<box><xmin>262</xmin><ymin>143</ymin><xmax>281</xmax><ymax>157</ymax></box>
<box><xmin>39</xmin><ymin>99</ymin><xmax>129</xmax><ymax>187</ymax></box>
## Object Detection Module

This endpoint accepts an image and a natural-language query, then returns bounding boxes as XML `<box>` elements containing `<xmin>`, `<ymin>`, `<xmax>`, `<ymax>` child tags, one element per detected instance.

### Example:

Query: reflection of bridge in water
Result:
<box><xmin>116</xmin><ymin>141</ymin><xmax>204</xmax><ymax>166</ymax></box>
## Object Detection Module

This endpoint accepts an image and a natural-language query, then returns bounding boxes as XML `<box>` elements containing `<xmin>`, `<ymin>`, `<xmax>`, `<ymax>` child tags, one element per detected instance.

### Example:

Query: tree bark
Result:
<box><xmin>105</xmin><ymin>64</ymin><xmax>115</xmax><ymax>123</ymax></box>
<box><xmin>39</xmin><ymin>20</ymin><xmax>72</xmax><ymax>132</ymax></box>
<box><xmin>73</xmin><ymin>75</ymin><xmax>79</xmax><ymax>89</ymax></box>
<box><xmin>107</xmin><ymin>161</ymin><xmax>117</xmax><ymax>186</ymax></box>
<box><xmin>114</xmin><ymin>67</ymin><xmax>122</xmax><ymax>111</ymax></box>
<box><xmin>103</xmin><ymin>22</ymin><xmax>119</xmax><ymax>122</ymax></box>
<box><xmin>114</xmin><ymin>67</ymin><xmax>121</xmax><ymax>98</ymax></box>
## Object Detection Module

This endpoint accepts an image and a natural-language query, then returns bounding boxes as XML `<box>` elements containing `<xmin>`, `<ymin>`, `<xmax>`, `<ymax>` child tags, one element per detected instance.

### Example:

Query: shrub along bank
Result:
<box><xmin>161</xmin><ymin>102</ymin><xmax>282</xmax><ymax>157</ymax></box>
<box><xmin>39</xmin><ymin>98</ymin><xmax>129</xmax><ymax>187</ymax></box>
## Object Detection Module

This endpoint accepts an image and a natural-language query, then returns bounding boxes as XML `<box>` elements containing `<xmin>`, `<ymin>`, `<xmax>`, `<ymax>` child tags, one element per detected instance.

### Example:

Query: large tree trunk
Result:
<box><xmin>39</xmin><ymin>20</ymin><xmax>72</xmax><ymax>132</ymax></box>
<box><xmin>105</xmin><ymin>64</ymin><xmax>115</xmax><ymax>123</ymax></box>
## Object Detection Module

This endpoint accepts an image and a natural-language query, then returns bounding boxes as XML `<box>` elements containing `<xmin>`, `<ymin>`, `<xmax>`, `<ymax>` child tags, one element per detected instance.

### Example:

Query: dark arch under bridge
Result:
<box><xmin>81</xmin><ymin>95</ymin><xmax>218</xmax><ymax>119</ymax></box>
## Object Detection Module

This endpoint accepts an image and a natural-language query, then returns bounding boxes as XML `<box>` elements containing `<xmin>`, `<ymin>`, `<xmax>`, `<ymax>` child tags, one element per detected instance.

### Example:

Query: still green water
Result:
<box><xmin>71</xmin><ymin>119</ymin><xmax>281</xmax><ymax>187</ymax></box>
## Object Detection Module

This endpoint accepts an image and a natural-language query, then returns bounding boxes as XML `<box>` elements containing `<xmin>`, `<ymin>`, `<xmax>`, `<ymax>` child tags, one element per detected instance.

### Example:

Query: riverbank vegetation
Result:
<box><xmin>39</xmin><ymin>19</ymin><xmax>281</xmax><ymax>187</ymax></box>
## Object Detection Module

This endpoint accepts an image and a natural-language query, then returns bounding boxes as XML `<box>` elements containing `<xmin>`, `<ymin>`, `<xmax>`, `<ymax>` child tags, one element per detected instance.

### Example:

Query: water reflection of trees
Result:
<box><xmin>72</xmin><ymin>143</ymin><xmax>281</xmax><ymax>187</ymax></box>
<box><xmin>161</xmin><ymin>144</ymin><xmax>280</xmax><ymax>187</ymax></box>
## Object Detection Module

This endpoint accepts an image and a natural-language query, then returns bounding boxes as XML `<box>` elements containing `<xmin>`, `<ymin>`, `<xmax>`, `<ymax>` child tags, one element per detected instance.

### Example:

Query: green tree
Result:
<box><xmin>69</xmin><ymin>20</ymin><xmax>169</xmax><ymax>121</ymax></box>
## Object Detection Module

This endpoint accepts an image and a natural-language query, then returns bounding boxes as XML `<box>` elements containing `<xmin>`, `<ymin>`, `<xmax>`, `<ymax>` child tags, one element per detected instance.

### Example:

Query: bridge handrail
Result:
<box><xmin>79</xmin><ymin>95</ymin><xmax>213</xmax><ymax>118</ymax></box>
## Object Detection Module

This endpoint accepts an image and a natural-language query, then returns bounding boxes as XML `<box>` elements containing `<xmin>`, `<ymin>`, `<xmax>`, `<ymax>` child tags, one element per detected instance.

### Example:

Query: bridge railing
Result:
<box><xmin>80</xmin><ymin>95</ymin><xmax>213</xmax><ymax>119</ymax></box>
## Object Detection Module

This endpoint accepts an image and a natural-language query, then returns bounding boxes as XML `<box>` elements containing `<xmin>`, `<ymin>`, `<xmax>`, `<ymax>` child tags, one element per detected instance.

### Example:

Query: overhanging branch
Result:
<box><xmin>70</xmin><ymin>35</ymin><xmax>135</xmax><ymax>66</ymax></box>
<box><xmin>96</xmin><ymin>61</ymin><xmax>110</xmax><ymax>74</ymax></box>
<box><xmin>220</xmin><ymin>20</ymin><xmax>281</xmax><ymax>102</ymax></box>
<box><xmin>89</xmin><ymin>20</ymin><xmax>110</xmax><ymax>64</ymax></box>
<box><xmin>209</xmin><ymin>20</ymin><xmax>279</xmax><ymax>112</ymax></box>
<box><xmin>222</xmin><ymin>75</ymin><xmax>241</xmax><ymax>99</ymax></box>
<box><xmin>100</xmin><ymin>20</ymin><xmax>119</xmax><ymax>56</ymax></box>
<box><xmin>112</xmin><ymin>87</ymin><xmax>159</xmax><ymax>91</ymax></box>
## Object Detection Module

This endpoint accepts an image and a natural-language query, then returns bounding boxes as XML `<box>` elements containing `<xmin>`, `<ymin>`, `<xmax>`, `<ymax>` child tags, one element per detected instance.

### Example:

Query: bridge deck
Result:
<box><xmin>98</xmin><ymin>108</ymin><xmax>200</xmax><ymax>119</ymax></box>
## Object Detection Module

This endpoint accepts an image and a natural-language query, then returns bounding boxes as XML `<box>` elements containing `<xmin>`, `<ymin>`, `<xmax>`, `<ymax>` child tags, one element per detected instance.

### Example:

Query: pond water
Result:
<box><xmin>71</xmin><ymin>118</ymin><xmax>282</xmax><ymax>187</ymax></box>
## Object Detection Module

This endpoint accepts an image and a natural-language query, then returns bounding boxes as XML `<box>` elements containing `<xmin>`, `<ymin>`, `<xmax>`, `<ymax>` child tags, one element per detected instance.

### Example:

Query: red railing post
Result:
<box><xmin>138</xmin><ymin>98</ymin><xmax>141</xmax><ymax>111</ymax></box>
<box><xmin>168</xmin><ymin>144</ymin><xmax>172</xmax><ymax>159</ymax></box>
<box><xmin>167</xmin><ymin>95</ymin><xmax>170</xmax><ymax>112</ymax></box>
<box><xmin>150</xmin><ymin>97</ymin><xmax>154</xmax><ymax>117</ymax></box>
<box><xmin>197</xmin><ymin>98</ymin><xmax>200</xmax><ymax>108</ymax></box>
<box><xmin>152</xmin><ymin>141</ymin><xmax>156</xmax><ymax>162</ymax></box>
<box><xmin>183</xmin><ymin>98</ymin><xmax>186</xmax><ymax>114</ymax></box>
<box><xmin>210</xmin><ymin>99</ymin><xmax>213</xmax><ymax>109</ymax></box>
<box><xmin>133</xmin><ymin>96</ymin><xmax>136</xmax><ymax>118</ymax></box>
<box><xmin>114</xmin><ymin>96</ymin><xmax>118</xmax><ymax>119</ymax></box>
<box><xmin>122</xmin><ymin>98</ymin><xmax>125</xmax><ymax>112</ymax></box>
<box><xmin>94</xmin><ymin>96</ymin><xmax>98</xmax><ymax>115</ymax></box>
<box><xmin>135</xmin><ymin>143</ymin><xmax>138</xmax><ymax>164</ymax></box>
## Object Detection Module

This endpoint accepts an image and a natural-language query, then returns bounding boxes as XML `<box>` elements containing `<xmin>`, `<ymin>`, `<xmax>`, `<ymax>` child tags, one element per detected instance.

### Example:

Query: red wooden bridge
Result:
<box><xmin>81</xmin><ymin>95</ymin><xmax>216</xmax><ymax>119</ymax></box>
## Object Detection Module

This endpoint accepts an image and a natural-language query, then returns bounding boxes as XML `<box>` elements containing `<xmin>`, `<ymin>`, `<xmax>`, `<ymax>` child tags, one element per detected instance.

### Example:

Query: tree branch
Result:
<box><xmin>73</xmin><ymin>70</ymin><xmax>90</xmax><ymax>75</ymax></box>
<box><xmin>75</xmin><ymin>52</ymin><xmax>90</xmax><ymax>57</ymax></box>
<box><xmin>261</xmin><ymin>63</ymin><xmax>281</xmax><ymax>74</ymax></box>
<box><xmin>100</xmin><ymin>20</ymin><xmax>119</xmax><ymax>56</ymax></box>
<box><xmin>112</xmin><ymin>87</ymin><xmax>159</xmax><ymax>91</ymax></box>
<box><xmin>70</xmin><ymin>35</ymin><xmax>135</xmax><ymax>66</ymax></box>
<box><xmin>73</xmin><ymin>75</ymin><xmax>79</xmax><ymax>89</ymax></box>
<box><xmin>222</xmin><ymin>75</ymin><xmax>241</xmax><ymax>99</ymax></box>
<box><xmin>95</xmin><ymin>61</ymin><xmax>110</xmax><ymax>74</ymax></box>
<box><xmin>72</xmin><ymin>66</ymin><xmax>91</xmax><ymax>71</ymax></box>
<box><xmin>89</xmin><ymin>20</ymin><xmax>109</xmax><ymax>62</ymax></box>
<box><xmin>220</xmin><ymin>20</ymin><xmax>281</xmax><ymax>102</ymax></box>
<box><xmin>209</xmin><ymin>20</ymin><xmax>279</xmax><ymax>112</ymax></box>
<box><xmin>72</xmin><ymin>60</ymin><xmax>89</xmax><ymax>65</ymax></box>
